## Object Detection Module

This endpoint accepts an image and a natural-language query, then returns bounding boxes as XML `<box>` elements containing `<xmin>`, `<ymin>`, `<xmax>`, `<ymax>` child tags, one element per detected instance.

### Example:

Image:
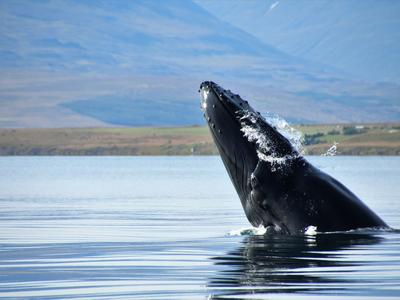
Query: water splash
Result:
<box><xmin>239</xmin><ymin>111</ymin><xmax>303</xmax><ymax>166</ymax></box>
<box><xmin>323</xmin><ymin>142</ymin><xmax>339</xmax><ymax>156</ymax></box>
<box><xmin>304</xmin><ymin>225</ymin><xmax>318</xmax><ymax>235</ymax></box>
<box><xmin>263</xmin><ymin>112</ymin><xmax>304</xmax><ymax>155</ymax></box>
<box><xmin>200</xmin><ymin>89</ymin><xmax>209</xmax><ymax>112</ymax></box>
<box><xmin>227</xmin><ymin>224</ymin><xmax>289</xmax><ymax>236</ymax></box>
<box><xmin>228</xmin><ymin>225</ymin><xmax>267</xmax><ymax>236</ymax></box>
<box><xmin>240</xmin><ymin>112</ymin><xmax>273</xmax><ymax>159</ymax></box>
<box><xmin>228</xmin><ymin>225</ymin><xmax>319</xmax><ymax>236</ymax></box>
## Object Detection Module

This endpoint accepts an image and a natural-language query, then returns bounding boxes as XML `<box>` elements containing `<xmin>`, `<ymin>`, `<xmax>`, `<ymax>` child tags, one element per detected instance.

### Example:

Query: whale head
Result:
<box><xmin>199</xmin><ymin>81</ymin><xmax>299</xmax><ymax>229</ymax></box>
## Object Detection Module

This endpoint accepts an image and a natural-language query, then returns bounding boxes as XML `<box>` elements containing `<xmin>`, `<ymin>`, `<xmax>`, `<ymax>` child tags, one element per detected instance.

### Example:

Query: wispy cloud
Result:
<box><xmin>267</xmin><ymin>1</ymin><xmax>280</xmax><ymax>13</ymax></box>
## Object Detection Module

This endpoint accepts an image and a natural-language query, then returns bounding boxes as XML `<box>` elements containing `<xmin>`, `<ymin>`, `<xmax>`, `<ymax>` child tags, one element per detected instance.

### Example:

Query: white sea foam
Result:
<box><xmin>228</xmin><ymin>225</ymin><xmax>267</xmax><ymax>236</ymax></box>
<box><xmin>304</xmin><ymin>225</ymin><xmax>318</xmax><ymax>235</ymax></box>
<box><xmin>227</xmin><ymin>224</ymin><xmax>288</xmax><ymax>236</ymax></box>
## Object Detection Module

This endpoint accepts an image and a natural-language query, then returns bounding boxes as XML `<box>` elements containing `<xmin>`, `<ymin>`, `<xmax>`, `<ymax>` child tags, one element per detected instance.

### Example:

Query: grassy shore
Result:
<box><xmin>0</xmin><ymin>123</ymin><xmax>399</xmax><ymax>156</ymax></box>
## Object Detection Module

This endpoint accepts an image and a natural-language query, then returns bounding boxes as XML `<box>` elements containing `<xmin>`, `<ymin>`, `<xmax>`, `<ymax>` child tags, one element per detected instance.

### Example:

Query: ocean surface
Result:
<box><xmin>0</xmin><ymin>156</ymin><xmax>399</xmax><ymax>299</ymax></box>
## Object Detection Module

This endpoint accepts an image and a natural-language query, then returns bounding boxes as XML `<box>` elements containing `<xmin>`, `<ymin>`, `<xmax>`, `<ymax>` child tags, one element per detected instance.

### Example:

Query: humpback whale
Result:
<box><xmin>199</xmin><ymin>81</ymin><xmax>387</xmax><ymax>234</ymax></box>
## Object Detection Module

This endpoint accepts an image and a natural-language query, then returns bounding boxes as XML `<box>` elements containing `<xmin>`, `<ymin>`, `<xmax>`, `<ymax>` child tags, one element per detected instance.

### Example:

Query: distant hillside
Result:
<box><xmin>1</xmin><ymin>0</ymin><xmax>291</xmax><ymax>73</ymax></box>
<box><xmin>197</xmin><ymin>0</ymin><xmax>400</xmax><ymax>83</ymax></box>
<box><xmin>0</xmin><ymin>124</ymin><xmax>399</xmax><ymax>156</ymax></box>
<box><xmin>62</xmin><ymin>95</ymin><xmax>204</xmax><ymax>127</ymax></box>
<box><xmin>0</xmin><ymin>0</ymin><xmax>399</xmax><ymax>127</ymax></box>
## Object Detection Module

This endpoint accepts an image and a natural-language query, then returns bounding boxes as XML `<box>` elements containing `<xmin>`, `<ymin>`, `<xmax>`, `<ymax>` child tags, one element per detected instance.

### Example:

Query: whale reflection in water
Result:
<box><xmin>207</xmin><ymin>231</ymin><xmax>396</xmax><ymax>299</ymax></box>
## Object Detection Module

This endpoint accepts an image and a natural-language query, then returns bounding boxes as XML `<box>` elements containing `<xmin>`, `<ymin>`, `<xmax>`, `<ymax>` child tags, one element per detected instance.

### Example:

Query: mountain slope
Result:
<box><xmin>0</xmin><ymin>0</ymin><xmax>293</xmax><ymax>75</ymax></box>
<box><xmin>197</xmin><ymin>0</ymin><xmax>400</xmax><ymax>83</ymax></box>
<box><xmin>0</xmin><ymin>0</ymin><xmax>399</xmax><ymax>127</ymax></box>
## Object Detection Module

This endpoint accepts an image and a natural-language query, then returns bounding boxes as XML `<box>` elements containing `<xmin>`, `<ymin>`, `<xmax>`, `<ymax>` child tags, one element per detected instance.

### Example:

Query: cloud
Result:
<box><xmin>268</xmin><ymin>1</ymin><xmax>280</xmax><ymax>13</ymax></box>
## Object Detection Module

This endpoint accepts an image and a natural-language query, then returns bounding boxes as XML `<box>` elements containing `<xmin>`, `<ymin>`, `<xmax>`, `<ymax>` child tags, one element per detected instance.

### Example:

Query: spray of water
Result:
<box><xmin>323</xmin><ymin>142</ymin><xmax>339</xmax><ymax>156</ymax></box>
<box><xmin>228</xmin><ymin>225</ymin><xmax>318</xmax><ymax>236</ymax></box>
<box><xmin>239</xmin><ymin>111</ymin><xmax>304</xmax><ymax>166</ymax></box>
<box><xmin>263</xmin><ymin>112</ymin><xmax>304</xmax><ymax>155</ymax></box>
<box><xmin>228</xmin><ymin>225</ymin><xmax>267</xmax><ymax>236</ymax></box>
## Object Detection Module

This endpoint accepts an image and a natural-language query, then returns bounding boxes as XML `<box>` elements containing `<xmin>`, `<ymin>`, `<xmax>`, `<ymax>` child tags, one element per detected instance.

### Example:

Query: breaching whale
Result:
<box><xmin>199</xmin><ymin>81</ymin><xmax>387</xmax><ymax>234</ymax></box>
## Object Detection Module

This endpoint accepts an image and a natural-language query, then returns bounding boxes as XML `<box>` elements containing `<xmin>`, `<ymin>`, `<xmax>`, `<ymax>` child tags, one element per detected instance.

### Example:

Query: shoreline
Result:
<box><xmin>0</xmin><ymin>124</ymin><xmax>399</xmax><ymax>156</ymax></box>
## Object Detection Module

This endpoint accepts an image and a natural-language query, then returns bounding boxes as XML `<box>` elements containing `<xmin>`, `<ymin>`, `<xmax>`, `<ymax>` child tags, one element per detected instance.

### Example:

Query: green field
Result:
<box><xmin>0</xmin><ymin>123</ymin><xmax>399</xmax><ymax>156</ymax></box>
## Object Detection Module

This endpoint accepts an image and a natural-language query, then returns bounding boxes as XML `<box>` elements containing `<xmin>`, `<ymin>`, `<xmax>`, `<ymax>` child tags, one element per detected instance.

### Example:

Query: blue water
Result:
<box><xmin>0</xmin><ymin>156</ymin><xmax>399</xmax><ymax>299</ymax></box>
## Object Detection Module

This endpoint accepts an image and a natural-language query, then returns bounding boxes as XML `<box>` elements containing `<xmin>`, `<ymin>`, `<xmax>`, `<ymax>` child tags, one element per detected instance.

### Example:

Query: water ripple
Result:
<box><xmin>0</xmin><ymin>157</ymin><xmax>399</xmax><ymax>299</ymax></box>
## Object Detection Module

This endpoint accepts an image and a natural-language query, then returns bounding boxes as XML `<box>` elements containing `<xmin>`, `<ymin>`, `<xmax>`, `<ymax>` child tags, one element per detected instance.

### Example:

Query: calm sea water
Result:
<box><xmin>0</xmin><ymin>156</ymin><xmax>399</xmax><ymax>299</ymax></box>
